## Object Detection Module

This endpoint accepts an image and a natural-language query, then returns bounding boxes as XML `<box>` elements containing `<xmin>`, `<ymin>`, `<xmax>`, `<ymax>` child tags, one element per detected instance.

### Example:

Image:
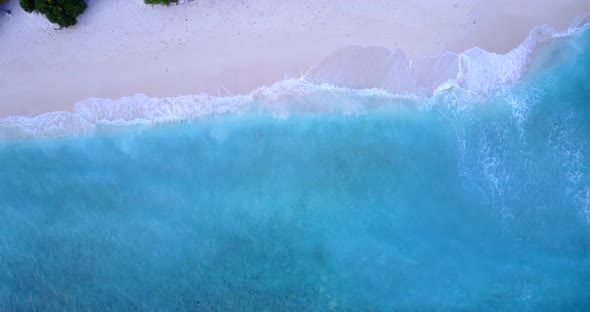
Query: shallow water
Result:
<box><xmin>1</xmin><ymin>26</ymin><xmax>590</xmax><ymax>311</ymax></box>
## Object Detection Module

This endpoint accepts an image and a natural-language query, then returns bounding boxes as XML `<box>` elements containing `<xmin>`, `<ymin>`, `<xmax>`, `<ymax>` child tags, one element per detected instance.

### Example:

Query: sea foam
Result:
<box><xmin>0</xmin><ymin>22</ymin><xmax>588</xmax><ymax>138</ymax></box>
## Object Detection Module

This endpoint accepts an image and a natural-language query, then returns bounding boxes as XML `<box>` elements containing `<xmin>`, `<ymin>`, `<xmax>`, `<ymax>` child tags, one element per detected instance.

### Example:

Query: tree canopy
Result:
<box><xmin>20</xmin><ymin>0</ymin><xmax>87</xmax><ymax>28</ymax></box>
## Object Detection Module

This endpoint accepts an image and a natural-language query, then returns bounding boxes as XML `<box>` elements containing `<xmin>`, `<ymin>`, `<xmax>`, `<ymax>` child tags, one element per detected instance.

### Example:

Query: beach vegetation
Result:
<box><xmin>20</xmin><ymin>0</ymin><xmax>34</xmax><ymax>12</ymax></box>
<box><xmin>144</xmin><ymin>0</ymin><xmax>177</xmax><ymax>5</ymax></box>
<box><xmin>20</xmin><ymin>0</ymin><xmax>87</xmax><ymax>28</ymax></box>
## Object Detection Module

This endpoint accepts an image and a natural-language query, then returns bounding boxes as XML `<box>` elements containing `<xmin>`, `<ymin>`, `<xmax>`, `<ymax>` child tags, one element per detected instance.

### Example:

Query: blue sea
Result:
<box><xmin>1</xmin><ymin>23</ymin><xmax>590</xmax><ymax>311</ymax></box>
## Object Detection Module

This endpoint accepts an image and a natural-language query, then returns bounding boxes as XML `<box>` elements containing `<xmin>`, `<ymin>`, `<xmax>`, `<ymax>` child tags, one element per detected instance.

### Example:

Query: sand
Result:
<box><xmin>0</xmin><ymin>0</ymin><xmax>589</xmax><ymax>117</ymax></box>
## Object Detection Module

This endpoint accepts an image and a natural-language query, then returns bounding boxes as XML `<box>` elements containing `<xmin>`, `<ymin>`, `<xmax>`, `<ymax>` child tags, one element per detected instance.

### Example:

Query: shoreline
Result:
<box><xmin>1</xmin><ymin>0</ymin><xmax>590</xmax><ymax>117</ymax></box>
<box><xmin>1</xmin><ymin>22</ymin><xmax>589</xmax><ymax>139</ymax></box>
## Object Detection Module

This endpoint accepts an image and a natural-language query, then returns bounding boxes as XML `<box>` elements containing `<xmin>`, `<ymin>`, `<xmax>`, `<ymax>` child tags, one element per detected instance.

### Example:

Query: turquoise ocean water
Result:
<box><xmin>1</xmin><ymin>25</ymin><xmax>590</xmax><ymax>311</ymax></box>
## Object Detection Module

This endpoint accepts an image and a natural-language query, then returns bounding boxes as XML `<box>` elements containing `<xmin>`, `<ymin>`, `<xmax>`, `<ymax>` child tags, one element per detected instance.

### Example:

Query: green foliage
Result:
<box><xmin>20</xmin><ymin>0</ymin><xmax>35</xmax><ymax>13</ymax></box>
<box><xmin>20</xmin><ymin>0</ymin><xmax>87</xmax><ymax>28</ymax></box>
<box><xmin>144</xmin><ymin>0</ymin><xmax>177</xmax><ymax>5</ymax></box>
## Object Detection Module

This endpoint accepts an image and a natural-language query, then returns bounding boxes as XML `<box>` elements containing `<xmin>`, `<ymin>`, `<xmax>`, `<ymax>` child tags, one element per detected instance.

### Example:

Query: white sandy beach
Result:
<box><xmin>0</xmin><ymin>0</ymin><xmax>589</xmax><ymax>117</ymax></box>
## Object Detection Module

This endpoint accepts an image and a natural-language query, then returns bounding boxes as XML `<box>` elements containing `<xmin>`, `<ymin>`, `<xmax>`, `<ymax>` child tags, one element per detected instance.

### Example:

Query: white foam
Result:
<box><xmin>455</xmin><ymin>23</ymin><xmax>588</xmax><ymax>92</ymax></box>
<box><xmin>0</xmin><ymin>79</ymin><xmax>418</xmax><ymax>138</ymax></box>
<box><xmin>310</xmin><ymin>22</ymin><xmax>589</xmax><ymax>96</ymax></box>
<box><xmin>1</xmin><ymin>22</ymin><xmax>588</xmax><ymax>138</ymax></box>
